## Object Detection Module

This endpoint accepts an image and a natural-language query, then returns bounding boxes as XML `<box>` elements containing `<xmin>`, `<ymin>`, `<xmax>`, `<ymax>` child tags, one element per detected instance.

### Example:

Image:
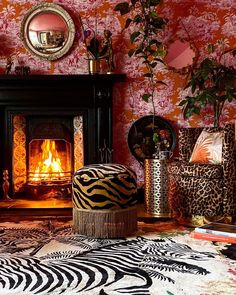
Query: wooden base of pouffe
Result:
<box><xmin>73</xmin><ymin>206</ymin><xmax>137</xmax><ymax>238</ymax></box>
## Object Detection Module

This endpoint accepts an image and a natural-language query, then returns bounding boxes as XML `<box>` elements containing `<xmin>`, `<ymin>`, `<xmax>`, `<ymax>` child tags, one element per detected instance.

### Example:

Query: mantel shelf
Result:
<box><xmin>0</xmin><ymin>73</ymin><xmax>126</xmax><ymax>89</ymax></box>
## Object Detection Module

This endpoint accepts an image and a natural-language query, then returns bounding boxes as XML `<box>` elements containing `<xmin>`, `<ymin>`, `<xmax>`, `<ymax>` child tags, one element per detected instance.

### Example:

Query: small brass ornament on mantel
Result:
<box><xmin>2</xmin><ymin>170</ymin><xmax>12</xmax><ymax>201</ymax></box>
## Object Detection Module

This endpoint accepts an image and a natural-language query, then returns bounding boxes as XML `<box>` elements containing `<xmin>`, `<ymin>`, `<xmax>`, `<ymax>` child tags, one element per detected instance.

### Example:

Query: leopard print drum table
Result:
<box><xmin>72</xmin><ymin>164</ymin><xmax>138</xmax><ymax>238</ymax></box>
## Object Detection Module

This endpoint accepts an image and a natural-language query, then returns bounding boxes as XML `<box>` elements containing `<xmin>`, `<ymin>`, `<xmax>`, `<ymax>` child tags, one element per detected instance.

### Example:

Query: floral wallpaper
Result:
<box><xmin>0</xmin><ymin>0</ymin><xmax>235</xmax><ymax>183</ymax></box>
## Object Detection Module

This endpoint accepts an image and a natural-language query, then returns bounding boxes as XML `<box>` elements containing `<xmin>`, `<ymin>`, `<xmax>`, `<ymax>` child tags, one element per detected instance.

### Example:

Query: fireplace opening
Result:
<box><xmin>28</xmin><ymin>139</ymin><xmax>72</xmax><ymax>185</ymax></box>
<box><xmin>12</xmin><ymin>115</ymin><xmax>84</xmax><ymax>200</ymax></box>
<box><xmin>26</xmin><ymin>139</ymin><xmax>72</xmax><ymax>199</ymax></box>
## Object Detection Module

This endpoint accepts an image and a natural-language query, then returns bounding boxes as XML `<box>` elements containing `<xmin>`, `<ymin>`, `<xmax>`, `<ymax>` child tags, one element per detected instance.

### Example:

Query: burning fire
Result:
<box><xmin>31</xmin><ymin>139</ymin><xmax>66</xmax><ymax>183</ymax></box>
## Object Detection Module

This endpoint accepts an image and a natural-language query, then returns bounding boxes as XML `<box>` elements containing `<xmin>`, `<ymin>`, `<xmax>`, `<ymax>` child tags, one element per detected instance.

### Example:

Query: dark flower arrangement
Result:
<box><xmin>133</xmin><ymin>124</ymin><xmax>172</xmax><ymax>161</ymax></box>
<box><xmin>77</xmin><ymin>17</ymin><xmax>107</xmax><ymax>60</ymax></box>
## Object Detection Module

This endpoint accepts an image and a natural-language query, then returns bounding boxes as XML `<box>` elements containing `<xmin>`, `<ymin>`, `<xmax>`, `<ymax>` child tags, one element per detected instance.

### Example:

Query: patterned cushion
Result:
<box><xmin>73</xmin><ymin>164</ymin><xmax>138</xmax><ymax>210</ymax></box>
<box><xmin>189</xmin><ymin>130</ymin><xmax>223</xmax><ymax>164</ymax></box>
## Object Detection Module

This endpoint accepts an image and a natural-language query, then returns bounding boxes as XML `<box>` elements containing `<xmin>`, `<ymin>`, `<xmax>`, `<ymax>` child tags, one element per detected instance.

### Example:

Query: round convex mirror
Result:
<box><xmin>21</xmin><ymin>3</ymin><xmax>75</xmax><ymax>61</ymax></box>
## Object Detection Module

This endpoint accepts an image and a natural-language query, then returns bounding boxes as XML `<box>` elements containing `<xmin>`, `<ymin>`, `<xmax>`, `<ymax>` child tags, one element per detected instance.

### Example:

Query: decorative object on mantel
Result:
<box><xmin>5</xmin><ymin>57</ymin><xmax>13</xmax><ymax>74</ymax></box>
<box><xmin>78</xmin><ymin>15</ymin><xmax>115</xmax><ymax>74</ymax></box>
<box><xmin>2</xmin><ymin>170</ymin><xmax>12</xmax><ymax>201</ymax></box>
<box><xmin>21</xmin><ymin>3</ymin><xmax>75</xmax><ymax>61</ymax></box>
<box><xmin>15</xmin><ymin>66</ymin><xmax>31</xmax><ymax>75</ymax></box>
<box><xmin>179</xmin><ymin>40</ymin><xmax>236</xmax><ymax>127</ymax></box>
<box><xmin>102</xmin><ymin>29</ymin><xmax>115</xmax><ymax>73</ymax></box>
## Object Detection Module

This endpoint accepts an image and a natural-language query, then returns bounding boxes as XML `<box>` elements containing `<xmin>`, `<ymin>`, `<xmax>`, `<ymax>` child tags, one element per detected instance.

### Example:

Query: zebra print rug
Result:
<box><xmin>0</xmin><ymin>220</ymin><xmax>235</xmax><ymax>295</ymax></box>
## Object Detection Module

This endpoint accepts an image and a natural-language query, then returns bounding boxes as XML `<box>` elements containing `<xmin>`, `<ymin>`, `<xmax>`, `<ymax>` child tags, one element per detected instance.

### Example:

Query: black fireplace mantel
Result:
<box><xmin>0</xmin><ymin>74</ymin><xmax>126</xmax><ymax>199</ymax></box>
<box><xmin>0</xmin><ymin>74</ymin><xmax>126</xmax><ymax>106</ymax></box>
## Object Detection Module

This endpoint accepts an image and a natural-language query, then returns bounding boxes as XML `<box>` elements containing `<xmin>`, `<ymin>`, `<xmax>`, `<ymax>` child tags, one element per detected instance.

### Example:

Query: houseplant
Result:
<box><xmin>179</xmin><ymin>43</ymin><xmax>236</xmax><ymax>127</ymax></box>
<box><xmin>114</xmin><ymin>0</ymin><xmax>168</xmax><ymax>148</ymax></box>
<box><xmin>78</xmin><ymin>16</ymin><xmax>109</xmax><ymax>73</ymax></box>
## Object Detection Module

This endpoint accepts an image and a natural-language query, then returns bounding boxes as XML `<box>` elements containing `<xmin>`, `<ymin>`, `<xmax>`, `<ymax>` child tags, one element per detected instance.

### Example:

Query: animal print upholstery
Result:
<box><xmin>73</xmin><ymin>163</ymin><xmax>138</xmax><ymax>210</ymax></box>
<box><xmin>72</xmin><ymin>164</ymin><xmax>138</xmax><ymax>238</ymax></box>
<box><xmin>168</xmin><ymin>124</ymin><xmax>236</xmax><ymax>219</ymax></box>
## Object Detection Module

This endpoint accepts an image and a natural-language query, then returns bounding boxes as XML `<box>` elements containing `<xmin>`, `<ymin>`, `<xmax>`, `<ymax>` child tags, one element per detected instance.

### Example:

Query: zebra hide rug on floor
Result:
<box><xmin>0</xmin><ymin>220</ymin><xmax>235</xmax><ymax>295</ymax></box>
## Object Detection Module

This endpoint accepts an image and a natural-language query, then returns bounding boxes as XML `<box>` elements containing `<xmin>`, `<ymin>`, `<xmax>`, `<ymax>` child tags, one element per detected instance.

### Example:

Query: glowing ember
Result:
<box><xmin>31</xmin><ymin>139</ymin><xmax>67</xmax><ymax>183</ymax></box>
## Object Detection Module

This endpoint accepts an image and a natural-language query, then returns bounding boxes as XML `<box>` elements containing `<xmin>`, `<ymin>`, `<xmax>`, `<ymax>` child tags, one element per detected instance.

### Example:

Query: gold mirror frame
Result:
<box><xmin>21</xmin><ymin>3</ymin><xmax>75</xmax><ymax>61</ymax></box>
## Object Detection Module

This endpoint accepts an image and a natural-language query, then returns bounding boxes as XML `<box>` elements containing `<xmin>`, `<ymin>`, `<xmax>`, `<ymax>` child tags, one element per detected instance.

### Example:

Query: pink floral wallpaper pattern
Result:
<box><xmin>0</xmin><ymin>0</ymin><xmax>235</xmax><ymax>182</ymax></box>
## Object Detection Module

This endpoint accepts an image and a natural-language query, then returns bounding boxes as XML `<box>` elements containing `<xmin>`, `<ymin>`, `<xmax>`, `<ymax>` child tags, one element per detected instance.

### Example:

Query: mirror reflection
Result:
<box><xmin>164</xmin><ymin>40</ymin><xmax>197</xmax><ymax>73</ymax></box>
<box><xmin>21</xmin><ymin>3</ymin><xmax>75</xmax><ymax>61</ymax></box>
<box><xmin>28</xmin><ymin>12</ymin><xmax>67</xmax><ymax>53</ymax></box>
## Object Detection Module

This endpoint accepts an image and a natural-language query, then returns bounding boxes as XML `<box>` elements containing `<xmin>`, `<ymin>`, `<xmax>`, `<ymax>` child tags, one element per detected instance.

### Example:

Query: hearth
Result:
<box><xmin>0</xmin><ymin>74</ymin><xmax>125</xmax><ymax>216</ymax></box>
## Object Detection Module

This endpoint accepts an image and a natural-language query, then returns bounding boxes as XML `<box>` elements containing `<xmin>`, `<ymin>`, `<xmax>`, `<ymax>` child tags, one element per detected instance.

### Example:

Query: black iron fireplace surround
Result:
<box><xmin>0</xmin><ymin>74</ymin><xmax>125</xmax><ymax>218</ymax></box>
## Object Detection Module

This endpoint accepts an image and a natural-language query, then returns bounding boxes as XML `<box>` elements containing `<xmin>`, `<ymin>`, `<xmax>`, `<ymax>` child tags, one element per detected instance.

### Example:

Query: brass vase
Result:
<box><xmin>88</xmin><ymin>59</ymin><xmax>100</xmax><ymax>74</ymax></box>
<box><xmin>144</xmin><ymin>158</ymin><xmax>171</xmax><ymax>217</ymax></box>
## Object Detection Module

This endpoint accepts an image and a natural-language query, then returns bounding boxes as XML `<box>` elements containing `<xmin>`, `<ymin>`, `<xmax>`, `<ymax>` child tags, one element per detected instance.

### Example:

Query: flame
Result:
<box><xmin>32</xmin><ymin>139</ymin><xmax>65</xmax><ymax>182</ymax></box>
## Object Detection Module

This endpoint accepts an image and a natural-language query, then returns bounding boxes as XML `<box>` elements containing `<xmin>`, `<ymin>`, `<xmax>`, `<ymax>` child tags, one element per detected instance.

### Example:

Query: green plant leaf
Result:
<box><xmin>150</xmin><ymin>0</ymin><xmax>161</xmax><ymax>6</ymax></box>
<box><xmin>135</xmin><ymin>48</ymin><xmax>144</xmax><ymax>55</ymax></box>
<box><xmin>114</xmin><ymin>2</ymin><xmax>130</xmax><ymax>15</ymax></box>
<box><xmin>153</xmin><ymin>132</ymin><xmax>159</xmax><ymax>143</ymax></box>
<box><xmin>207</xmin><ymin>44</ymin><xmax>215</xmax><ymax>53</ymax></box>
<box><xmin>142</xmin><ymin>93</ymin><xmax>152</xmax><ymax>102</ymax></box>
<box><xmin>156</xmin><ymin>80</ymin><xmax>167</xmax><ymax>86</ymax></box>
<box><xmin>191</xmin><ymin>77</ymin><xmax>197</xmax><ymax>93</ymax></box>
<box><xmin>150</xmin><ymin>11</ymin><xmax>158</xmax><ymax>18</ymax></box>
<box><xmin>144</xmin><ymin>73</ymin><xmax>153</xmax><ymax>78</ymax></box>
<box><xmin>130</xmin><ymin>31</ymin><xmax>141</xmax><ymax>43</ymax></box>
<box><xmin>124</xmin><ymin>18</ymin><xmax>132</xmax><ymax>29</ymax></box>
<box><xmin>153</xmin><ymin>57</ymin><xmax>164</xmax><ymax>63</ymax></box>
<box><xmin>131</xmin><ymin>0</ymin><xmax>139</xmax><ymax>5</ymax></box>
<box><xmin>133</xmin><ymin>14</ymin><xmax>143</xmax><ymax>23</ymax></box>
<box><xmin>179</xmin><ymin>99</ymin><xmax>187</xmax><ymax>106</ymax></box>
<box><xmin>151</xmin><ymin>62</ymin><xmax>157</xmax><ymax>68</ymax></box>
<box><xmin>128</xmin><ymin>48</ymin><xmax>136</xmax><ymax>57</ymax></box>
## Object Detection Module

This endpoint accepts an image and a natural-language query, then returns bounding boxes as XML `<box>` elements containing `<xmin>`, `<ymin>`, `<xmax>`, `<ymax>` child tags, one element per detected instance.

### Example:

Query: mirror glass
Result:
<box><xmin>164</xmin><ymin>40</ymin><xmax>197</xmax><ymax>73</ymax></box>
<box><xmin>21</xmin><ymin>3</ymin><xmax>75</xmax><ymax>61</ymax></box>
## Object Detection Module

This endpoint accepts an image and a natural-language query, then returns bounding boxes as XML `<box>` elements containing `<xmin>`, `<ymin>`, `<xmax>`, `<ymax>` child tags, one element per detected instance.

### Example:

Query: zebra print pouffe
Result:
<box><xmin>72</xmin><ymin>163</ymin><xmax>138</xmax><ymax>238</ymax></box>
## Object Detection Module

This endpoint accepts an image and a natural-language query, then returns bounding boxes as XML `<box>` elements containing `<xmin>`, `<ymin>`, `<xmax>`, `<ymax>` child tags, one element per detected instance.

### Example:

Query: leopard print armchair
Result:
<box><xmin>167</xmin><ymin>123</ymin><xmax>236</xmax><ymax>220</ymax></box>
